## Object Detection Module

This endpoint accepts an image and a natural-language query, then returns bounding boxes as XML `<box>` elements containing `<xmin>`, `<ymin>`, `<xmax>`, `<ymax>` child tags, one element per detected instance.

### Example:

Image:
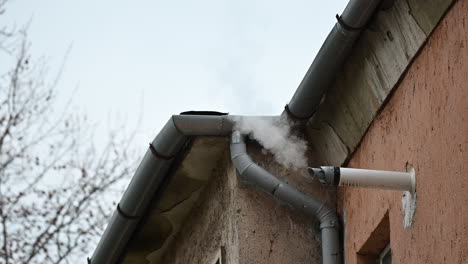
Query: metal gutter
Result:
<box><xmin>284</xmin><ymin>0</ymin><xmax>382</xmax><ymax>120</ymax></box>
<box><xmin>90</xmin><ymin>113</ymin><xmax>238</xmax><ymax>264</ymax></box>
<box><xmin>230</xmin><ymin>131</ymin><xmax>340</xmax><ymax>264</ymax></box>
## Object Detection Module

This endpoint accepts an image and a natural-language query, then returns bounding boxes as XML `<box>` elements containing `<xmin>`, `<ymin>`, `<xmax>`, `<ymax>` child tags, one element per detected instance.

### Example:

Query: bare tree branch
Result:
<box><xmin>0</xmin><ymin>2</ymin><xmax>138</xmax><ymax>263</ymax></box>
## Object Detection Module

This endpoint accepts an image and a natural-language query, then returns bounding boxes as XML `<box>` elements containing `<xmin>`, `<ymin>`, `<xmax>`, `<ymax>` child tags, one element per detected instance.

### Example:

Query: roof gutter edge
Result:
<box><xmin>284</xmin><ymin>0</ymin><xmax>383</xmax><ymax>120</ymax></box>
<box><xmin>90</xmin><ymin>114</ymin><xmax>241</xmax><ymax>264</ymax></box>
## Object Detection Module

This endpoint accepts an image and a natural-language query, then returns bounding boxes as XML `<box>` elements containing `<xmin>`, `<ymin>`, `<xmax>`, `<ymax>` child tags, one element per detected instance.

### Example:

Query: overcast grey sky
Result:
<box><xmin>2</xmin><ymin>0</ymin><xmax>346</xmax><ymax>149</ymax></box>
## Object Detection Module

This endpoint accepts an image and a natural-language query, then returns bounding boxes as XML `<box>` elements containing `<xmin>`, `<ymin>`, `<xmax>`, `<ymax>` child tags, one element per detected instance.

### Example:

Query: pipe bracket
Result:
<box><xmin>116</xmin><ymin>203</ymin><xmax>140</xmax><ymax>220</ymax></box>
<box><xmin>149</xmin><ymin>143</ymin><xmax>174</xmax><ymax>160</ymax></box>
<box><xmin>335</xmin><ymin>14</ymin><xmax>364</xmax><ymax>31</ymax></box>
<box><xmin>284</xmin><ymin>104</ymin><xmax>314</xmax><ymax>120</ymax></box>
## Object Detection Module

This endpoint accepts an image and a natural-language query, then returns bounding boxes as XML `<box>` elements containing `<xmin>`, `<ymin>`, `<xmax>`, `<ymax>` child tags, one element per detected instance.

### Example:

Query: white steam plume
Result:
<box><xmin>234</xmin><ymin>116</ymin><xmax>308</xmax><ymax>170</ymax></box>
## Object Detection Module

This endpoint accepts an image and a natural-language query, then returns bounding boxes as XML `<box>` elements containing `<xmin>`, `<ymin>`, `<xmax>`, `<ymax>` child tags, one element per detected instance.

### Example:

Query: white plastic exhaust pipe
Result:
<box><xmin>339</xmin><ymin>168</ymin><xmax>415</xmax><ymax>192</ymax></box>
<box><xmin>308</xmin><ymin>167</ymin><xmax>416</xmax><ymax>193</ymax></box>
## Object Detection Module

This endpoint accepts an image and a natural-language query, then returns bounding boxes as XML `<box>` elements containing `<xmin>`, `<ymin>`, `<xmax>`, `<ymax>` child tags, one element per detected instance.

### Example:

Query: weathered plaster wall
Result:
<box><xmin>235</xmin><ymin>142</ymin><xmax>334</xmax><ymax>264</ymax></box>
<box><xmin>339</xmin><ymin>1</ymin><xmax>468</xmax><ymax>263</ymax></box>
<box><xmin>160</xmin><ymin>141</ymin><xmax>334</xmax><ymax>264</ymax></box>
<box><xmin>159</xmin><ymin>149</ymin><xmax>240</xmax><ymax>264</ymax></box>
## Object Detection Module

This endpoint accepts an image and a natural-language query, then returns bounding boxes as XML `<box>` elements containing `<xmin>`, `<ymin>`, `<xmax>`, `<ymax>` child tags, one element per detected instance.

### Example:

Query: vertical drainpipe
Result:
<box><xmin>230</xmin><ymin>131</ymin><xmax>341</xmax><ymax>264</ymax></box>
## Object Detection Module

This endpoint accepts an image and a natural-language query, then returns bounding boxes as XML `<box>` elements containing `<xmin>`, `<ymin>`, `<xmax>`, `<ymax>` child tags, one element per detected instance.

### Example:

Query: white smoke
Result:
<box><xmin>234</xmin><ymin>116</ymin><xmax>308</xmax><ymax>170</ymax></box>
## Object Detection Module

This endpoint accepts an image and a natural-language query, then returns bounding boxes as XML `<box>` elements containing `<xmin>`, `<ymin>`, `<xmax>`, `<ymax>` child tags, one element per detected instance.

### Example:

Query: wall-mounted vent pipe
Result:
<box><xmin>308</xmin><ymin>167</ymin><xmax>416</xmax><ymax>193</ymax></box>
<box><xmin>231</xmin><ymin>131</ymin><xmax>341</xmax><ymax>264</ymax></box>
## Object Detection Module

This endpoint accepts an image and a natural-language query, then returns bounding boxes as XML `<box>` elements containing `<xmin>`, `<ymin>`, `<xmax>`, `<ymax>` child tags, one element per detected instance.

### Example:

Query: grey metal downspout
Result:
<box><xmin>230</xmin><ymin>131</ymin><xmax>340</xmax><ymax>264</ymax></box>
<box><xmin>284</xmin><ymin>0</ymin><xmax>382</xmax><ymax>120</ymax></box>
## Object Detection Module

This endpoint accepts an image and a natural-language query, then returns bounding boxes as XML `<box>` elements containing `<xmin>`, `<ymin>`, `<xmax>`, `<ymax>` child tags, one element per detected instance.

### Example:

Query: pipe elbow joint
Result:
<box><xmin>319</xmin><ymin>213</ymin><xmax>339</xmax><ymax>230</ymax></box>
<box><xmin>316</xmin><ymin>203</ymin><xmax>339</xmax><ymax>230</ymax></box>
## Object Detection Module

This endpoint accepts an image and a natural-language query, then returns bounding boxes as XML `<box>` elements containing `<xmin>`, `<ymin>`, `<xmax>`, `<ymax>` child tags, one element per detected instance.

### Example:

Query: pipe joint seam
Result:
<box><xmin>170</xmin><ymin>115</ymin><xmax>185</xmax><ymax>135</ymax></box>
<box><xmin>315</xmin><ymin>204</ymin><xmax>339</xmax><ymax>228</ymax></box>
<box><xmin>320</xmin><ymin>215</ymin><xmax>339</xmax><ymax>229</ymax></box>
<box><xmin>235</xmin><ymin>160</ymin><xmax>255</xmax><ymax>175</ymax></box>
<box><xmin>220</xmin><ymin>115</ymin><xmax>229</xmax><ymax>134</ymax></box>
<box><xmin>230</xmin><ymin>151</ymin><xmax>249</xmax><ymax>160</ymax></box>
